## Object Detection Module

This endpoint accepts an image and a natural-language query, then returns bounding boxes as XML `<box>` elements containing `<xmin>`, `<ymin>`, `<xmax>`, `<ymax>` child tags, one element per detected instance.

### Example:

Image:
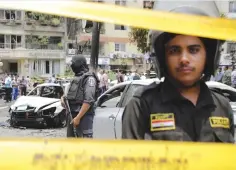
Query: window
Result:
<box><xmin>0</xmin><ymin>10</ymin><xmax>4</xmax><ymax>20</ymax></box>
<box><xmin>0</xmin><ymin>35</ymin><xmax>4</xmax><ymax>48</ymax></box>
<box><xmin>52</xmin><ymin>60</ymin><xmax>60</xmax><ymax>74</ymax></box>
<box><xmin>5</xmin><ymin>35</ymin><xmax>22</xmax><ymax>49</ymax></box>
<box><xmin>45</xmin><ymin>60</ymin><xmax>50</xmax><ymax>74</ymax></box>
<box><xmin>229</xmin><ymin>1</ymin><xmax>236</xmax><ymax>13</ymax></box>
<box><xmin>227</xmin><ymin>42</ymin><xmax>236</xmax><ymax>53</ymax></box>
<box><xmin>114</xmin><ymin>25</ymin><xmax>126</xmax><ymax>30</ymax></box>
<box><xmin>121</xmin><ymin>84</ymin><xmax>143</xmax><ymax>107</ymax></box>
<box><xmin>0</xmin><ymin>10</ymin><xmax>21</xmax><ymax>20</ymax></box>
<box><xmin>97</xmin><ymin>85</ymin><xmax>126</xmax><ymax>107</ymax></box>
<box><xmin>115</xmin><ymin>43</ymin><xmax>126</xmax><ymax>51</ymax></box>
<box><xmin>143</xmin><ymin>1</ymin><xmax>154</xmax><ymax>9</ymax></box>
<box><xmin>48</xmin><ymin>37</ymin><xmax>62</xmax><ymax>50</ymax></box>
<box><xmin>115</xmin><ymin>0</ymin><xmax>126</xmax><ymax>6</ymax></box>
<box><xmin>4</xmin><ymin>10</ymin><xmax>21</xmax><ymax>20</ymax></box>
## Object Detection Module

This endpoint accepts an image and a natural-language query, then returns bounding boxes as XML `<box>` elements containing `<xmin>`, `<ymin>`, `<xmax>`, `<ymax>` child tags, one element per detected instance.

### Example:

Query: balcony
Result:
<box><xmin>66</xmin><ymin>48</ymin><xmax>105</xmax><ymax>56</ymax></box>
<box><xmin>24</xmin><ymin>23</ymin><xmax>65</xmax><ymax>32</ymax></box>
<box><xmin>25</xmin><ymin>43</ymin><xmax>63</xmax><ymax>50</ymax></box>
<box><xmin>0</xmin><ymin>19</ymin><xmax>22</xmax><ymax>25</ymax></box>
<box><xmin>0</xmin><ymin>43</ymin><xmax>65</xmax><ymax>59</ymax></box>
<box><xmin>0</xmin><ymin>43</ymin><xmax>22</xmax><ymax>49</ymax></box>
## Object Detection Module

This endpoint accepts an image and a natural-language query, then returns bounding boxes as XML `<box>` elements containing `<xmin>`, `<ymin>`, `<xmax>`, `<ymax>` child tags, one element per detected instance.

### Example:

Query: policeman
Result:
<box><xmin>63</xmin><ymin>55</ymin><xmax>99</xmax><ymax>138</ymax></box>
<box><xmin>122</xmin><ymin>4</ymin><xmax>235</xmax><ymax>143</ymax></box>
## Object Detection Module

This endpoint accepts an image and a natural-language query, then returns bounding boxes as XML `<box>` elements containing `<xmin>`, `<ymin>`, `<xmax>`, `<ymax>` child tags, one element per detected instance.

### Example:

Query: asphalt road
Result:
<box><xmin>0</xmin><ymin>99</ymin><xmax>66</xmax><ymax>137</ymax></box>
<box><xmin>0</xmin><ymin>99</ymin><xmax>235</xmax><ymax>139</ymax></box>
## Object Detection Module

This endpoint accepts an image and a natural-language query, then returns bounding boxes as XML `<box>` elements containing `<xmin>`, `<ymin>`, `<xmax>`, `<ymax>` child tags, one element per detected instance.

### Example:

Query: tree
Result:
<box><xmin>129</xmin><ymin>1</ymin><xmax>154</xmax><ymax>53</ymax></box>
<box><xmin>129</xmin><ymin>28</ymin><xmax>150</xmax><ymax>53</ymax></box>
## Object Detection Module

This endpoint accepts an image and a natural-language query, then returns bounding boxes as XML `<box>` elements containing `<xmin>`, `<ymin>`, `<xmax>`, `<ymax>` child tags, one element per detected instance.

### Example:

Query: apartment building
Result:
<box><xmin>215</xmin><ymin>1</ymin><xmax>236</xmax><ymax>66</ymax></box>
<box><xmin>71</xmin><ymin>0</ymin><xmax>149</xmax><ymax>72</ymax></box>
<box><xmin>0</xmin><ymin>9</ymin><xmax>66</xmax><ymax>77</ymax></box>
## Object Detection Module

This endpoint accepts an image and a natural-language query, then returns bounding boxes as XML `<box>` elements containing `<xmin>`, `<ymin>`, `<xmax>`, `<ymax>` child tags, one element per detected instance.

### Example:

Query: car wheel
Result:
<box><xmin>10</xmin><ymin>115</ymin><xmax>18</xmax><ymax>127</ymax></box>
<box><xmin>53</xmin><ymin>110</ymin><xmax>67</xmax><ymax>128</ymax></box>
<box><xmin>59</xmin><ymin>110</ymin><xmax>67</xmax><ymax>128</ymax></box>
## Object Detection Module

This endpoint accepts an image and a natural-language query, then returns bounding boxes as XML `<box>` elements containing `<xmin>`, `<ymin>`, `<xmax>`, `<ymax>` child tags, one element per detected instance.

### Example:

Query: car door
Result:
<box><xmin>93</xmin><ymin>84</ymin><xmax>128</xmax><ymax>139</ymax></box>
<box><xmin>114</xmin><ymin>83</ymin><xmax>146</xmax><ymax>139</ymax></box>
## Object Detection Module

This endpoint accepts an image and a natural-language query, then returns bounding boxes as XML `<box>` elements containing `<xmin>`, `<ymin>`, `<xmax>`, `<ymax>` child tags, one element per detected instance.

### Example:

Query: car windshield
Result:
<box><xmin>27</xmin><ymin>85</ymin><xmax>63</xmax><ymax>99</ymax></box>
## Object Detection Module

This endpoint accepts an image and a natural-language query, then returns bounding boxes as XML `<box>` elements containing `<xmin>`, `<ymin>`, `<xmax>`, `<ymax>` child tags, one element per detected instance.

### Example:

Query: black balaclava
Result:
<box><xmin>70</xmin><ymin>56</ymin><xmax>89</xmax><ymax>76</ymax></box>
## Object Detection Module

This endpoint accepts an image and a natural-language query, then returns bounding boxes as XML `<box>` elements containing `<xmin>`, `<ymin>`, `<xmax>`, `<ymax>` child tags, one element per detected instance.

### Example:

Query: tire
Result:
<box><xmin>54</xmin><ymin>110</ymin><xmax>67</xmax><ymax>128</ymax></box>
<box><xmin>10</xmin><ymin>115</ymin><xmax>18</xmax><ymax>127</ymax></box>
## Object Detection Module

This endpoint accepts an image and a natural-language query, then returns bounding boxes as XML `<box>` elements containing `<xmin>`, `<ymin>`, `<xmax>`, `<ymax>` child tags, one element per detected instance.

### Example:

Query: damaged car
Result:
<box><xmin>9</xmin><ymin>83</ymin><xmax>67</xmax><ymax>128</ymax></box>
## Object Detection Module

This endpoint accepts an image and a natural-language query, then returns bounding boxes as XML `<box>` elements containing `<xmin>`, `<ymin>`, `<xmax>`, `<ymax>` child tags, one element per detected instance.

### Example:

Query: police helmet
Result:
<box><xmin>150</xmin><ymin>2</ymin><xmax>222</xmax><ymax>80</ymax></box>
<box><xmin>70</xmin><ymin>55</ymin><xmax>88</xmax><ymax>74</ymax></box>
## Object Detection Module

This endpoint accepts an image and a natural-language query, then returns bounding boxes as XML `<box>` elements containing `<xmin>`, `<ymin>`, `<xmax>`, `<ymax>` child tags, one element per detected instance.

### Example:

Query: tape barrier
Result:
<box><xmin>0</xmin><ymin>0</ymin><xmax>236</xmax><ymax>41</ymax></box>
<box><xmin>0</xmin><ymin>138</ymin><xmax>235</xmax><ymax>170</ymax></box>
<box><xmin>0</xmin><ymin>2</ymin><xmax>235</xmax><ymax>169</ymax></box>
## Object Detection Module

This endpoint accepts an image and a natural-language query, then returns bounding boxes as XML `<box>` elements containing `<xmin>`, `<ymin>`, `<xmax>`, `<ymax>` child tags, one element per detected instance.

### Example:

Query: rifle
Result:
<box><xmin>62</xmin><ymin>96</ymin><xmax>78</xmax><ymax>137</ymax></box>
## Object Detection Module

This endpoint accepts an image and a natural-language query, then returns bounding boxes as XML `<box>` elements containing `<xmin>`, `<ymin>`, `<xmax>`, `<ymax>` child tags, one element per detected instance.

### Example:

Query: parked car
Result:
<box><xmin>93</xmin><ymin>79</ymin><xmax>236</xmax><ymax>139</ymax></box>
<box><xmin>9</xmin><ymin>83</ymin><xmax>67</xmax><ymax>128</ymax></box>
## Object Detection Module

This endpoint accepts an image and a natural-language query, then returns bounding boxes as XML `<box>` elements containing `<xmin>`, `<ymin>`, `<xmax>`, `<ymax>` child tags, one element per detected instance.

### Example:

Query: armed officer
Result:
<box><xmin>62</xmin><ymin>55</ymin><xmax>99</xmax><ymax>138</ymax></box>
<box><xmin>122</xmin><ymin>2</ymin><xmax>235</xmax><ymax>143</ymax></box>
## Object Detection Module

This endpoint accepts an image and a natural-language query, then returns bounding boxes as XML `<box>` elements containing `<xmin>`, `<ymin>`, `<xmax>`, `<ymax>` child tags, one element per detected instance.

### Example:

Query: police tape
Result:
<box><xmin>0</xmin><ymin>138</ymin><xmax>235</xmax><ymax>170</ymax></box>
<box><xmin>0</xmin><ymin>0</ymin><xmax>236</xmax><ymax>41</ymax></box>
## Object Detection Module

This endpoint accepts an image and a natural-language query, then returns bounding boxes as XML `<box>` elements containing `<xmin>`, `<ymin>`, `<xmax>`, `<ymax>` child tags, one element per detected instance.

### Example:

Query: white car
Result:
<box><xmin>93</xmin><ymin>79</ymin><xmax>236</xmax><ymax>139</ymax></box>
<box><xmin>9</xmin><ymin>83</ymin><xmax>67</xmax><ymax>128</ymax></box>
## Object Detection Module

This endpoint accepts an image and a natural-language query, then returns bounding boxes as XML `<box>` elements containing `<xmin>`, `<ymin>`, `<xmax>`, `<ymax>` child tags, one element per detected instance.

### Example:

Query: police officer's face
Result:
<box><xmin>165</xmin><ymin>35</ymin><xmax>206</xmax><ymax>86</ymax></box>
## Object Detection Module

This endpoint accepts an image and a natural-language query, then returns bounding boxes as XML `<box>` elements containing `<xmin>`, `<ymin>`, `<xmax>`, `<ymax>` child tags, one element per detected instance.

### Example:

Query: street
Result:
<box><xmin>0</xmin><ymin>99</ymin><xmax>235</xmax><ymax>139</ymax></box>
<box><xmin>0</xmin><ymin>99</ymin><xmax>66</xmax><ymax>137</ymax></box>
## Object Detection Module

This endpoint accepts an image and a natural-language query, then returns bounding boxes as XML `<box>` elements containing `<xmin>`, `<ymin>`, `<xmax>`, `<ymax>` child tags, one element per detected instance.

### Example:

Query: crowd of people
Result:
<box><xmin>96</xmin><ymin>69</ymin><xmax>153</xmax><ymax>95</ymax></box>
<box><xmin>0</xmin><ymin>74</ymin><xmax>59</xmax><ymax>103</ymax></box>
<box><xmin>212</xmin><ymin>66</ymin><xmax>236</xmax><ymax>88</ymax></box>
<box><xmin>1</xmin><ymin>74</ymin><xmax>31</xmax><ymax>102</ymax></box>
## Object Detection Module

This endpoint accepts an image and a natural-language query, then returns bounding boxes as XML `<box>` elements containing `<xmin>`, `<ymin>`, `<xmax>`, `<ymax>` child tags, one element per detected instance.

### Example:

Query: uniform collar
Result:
<box><xmin>161</xmin><ymin>79</ymin><xmax>215</xmax><ymax>108</ymax></box>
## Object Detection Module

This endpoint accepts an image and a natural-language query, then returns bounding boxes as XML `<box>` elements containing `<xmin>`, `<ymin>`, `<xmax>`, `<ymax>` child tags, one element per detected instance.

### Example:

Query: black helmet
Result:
<box><xmin>70</xmin><ymin>55</ymin><xmax>89</xmax><ymax>74</ymax></box>
<box><xmin>150</xmin><ymin>2</ymin><xmax>222</xmax><ymax>80</ymax></box>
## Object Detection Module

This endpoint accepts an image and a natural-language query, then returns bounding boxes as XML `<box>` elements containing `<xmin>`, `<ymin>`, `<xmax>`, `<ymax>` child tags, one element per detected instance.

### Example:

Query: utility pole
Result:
<box><xmin>90</xmin><ymin>0</ymin><xmax>103</xmax><ymax>72</ymax></box>
<box><xmin>90</xmin><ymin>21</ymin><xmax>101</xmax><ymax>72</ymax></box>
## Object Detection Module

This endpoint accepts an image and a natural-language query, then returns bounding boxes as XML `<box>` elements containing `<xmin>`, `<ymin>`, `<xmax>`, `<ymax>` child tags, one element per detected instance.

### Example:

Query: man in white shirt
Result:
<box><xmin>4</xmin><ymin>74</ymin><xmax>12</xmax><ymax>102</ymax></box>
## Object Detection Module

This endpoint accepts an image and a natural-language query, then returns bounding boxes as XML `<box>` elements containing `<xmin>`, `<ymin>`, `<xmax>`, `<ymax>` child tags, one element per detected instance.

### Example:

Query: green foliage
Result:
<box><xmin>38</xmin><ymin>36</ymin><xmax>49</xmax><ymax>45</ymax></box>
<box><xmin>51</xmin><ymin>18</ymin><xmax>60</xmax><ymax>26</ymax></box>
<box><xmin>25</xmin><ymin>12</ymin><xmax>61</xmax><ymax>26</ymax></box>
<box><xmin>26</xmin><ymin>35</ymin><xmax>49</xmax><ymax>46</ymax></box>
<box><xmin>220</xmin><ymin>13</ymin><xmax>226</xmax><ymax>18</ymax></box>
<box><xmin>57</xmin><ymin>42</ymin><xmax>63</xmax><ymax>49</ymax></box>
<box><xmin>129</xmin><ymin>27</ymin><xmax>150</xmax><ymax>53</ymax></box>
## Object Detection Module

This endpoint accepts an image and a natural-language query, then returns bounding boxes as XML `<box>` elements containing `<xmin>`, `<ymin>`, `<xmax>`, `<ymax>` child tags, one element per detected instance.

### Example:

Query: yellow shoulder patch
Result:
<box><xmin>209</xmin><ymin>117</ymin><xmax>229</xmax><ymax>129</ymax></box>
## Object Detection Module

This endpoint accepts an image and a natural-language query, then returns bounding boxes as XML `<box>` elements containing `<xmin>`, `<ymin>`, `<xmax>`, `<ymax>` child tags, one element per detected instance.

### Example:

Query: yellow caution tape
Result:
<box><xmin>0</xmin><ymin>0</ymin><xmax>236</xmax><ymax>41</ymax></box>
<box><xmin>0</xmin><ymin>138</ymin><xmax>235</xmax><ymax>170</ymax></box>
<box><xmin>0</xmin><ymin>1</ymin><xmax>236</xmax><ymax>169</ymax></box>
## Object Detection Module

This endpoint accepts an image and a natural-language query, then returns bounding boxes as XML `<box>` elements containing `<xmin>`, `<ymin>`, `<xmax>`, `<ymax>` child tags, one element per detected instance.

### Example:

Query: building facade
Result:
<box><xmin>0</xmin><ymin>9</ymin><xmax>66</xmax><ymax>77</ymax></box>
<box><xmin>66</xmin><ymin>0</ymin><xmax>150</xmax><ymax>73</ymax></box>
<box><xmin>215</xmin><ymin>1</ymin><xmax>236</xmax><ymax>66</ymax></box>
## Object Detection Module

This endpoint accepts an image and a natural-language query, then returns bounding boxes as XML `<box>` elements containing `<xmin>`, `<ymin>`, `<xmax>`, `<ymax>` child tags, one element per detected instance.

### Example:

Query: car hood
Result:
<box><xmin>12</xmin><ymin>96</ymin><xmax>60</xmax><ymax>109</ymax></box>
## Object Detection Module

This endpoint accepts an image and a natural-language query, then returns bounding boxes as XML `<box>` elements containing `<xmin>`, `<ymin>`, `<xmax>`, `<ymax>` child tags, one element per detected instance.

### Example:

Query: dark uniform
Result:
<box><xmin>122</xmin><ymin>3</ymin><xmax>235</xmax><ymax>143</ymax></box>
<box><xmin>122</xmin><ymin>79</ymin><xmax>235</xmax><ymax>142</ymax></box>
<box><xmin>66</xmin><ymin>55</ymin><xmax>99</xmax><ymax>138</ymax></box>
